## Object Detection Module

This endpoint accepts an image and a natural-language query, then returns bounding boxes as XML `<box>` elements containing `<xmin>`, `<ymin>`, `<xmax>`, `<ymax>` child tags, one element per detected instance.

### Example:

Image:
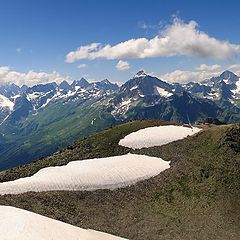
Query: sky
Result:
<box><xmin>0</xmin><ymin>0</ymin><xmax>240</xmax><ymax>86</ymax></box>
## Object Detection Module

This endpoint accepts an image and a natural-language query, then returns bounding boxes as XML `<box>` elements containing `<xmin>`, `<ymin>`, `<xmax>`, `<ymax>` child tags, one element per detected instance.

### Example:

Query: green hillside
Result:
<box><xmin>0</xmin><ymin>102</ymin><xmax>116</xmax><ymax>170</ymax></box>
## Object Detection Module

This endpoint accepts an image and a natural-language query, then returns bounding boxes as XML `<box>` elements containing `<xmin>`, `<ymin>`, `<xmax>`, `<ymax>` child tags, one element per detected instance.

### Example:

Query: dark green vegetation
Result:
<box><xmin>0</xmin><ymin>102</ymin><xmax>116</xmax><ymax>170</ymax></box>
<box><xmin>0</xmin><ymin>120</ymin><xmax>239</xmax><ymax>239</ymax></box>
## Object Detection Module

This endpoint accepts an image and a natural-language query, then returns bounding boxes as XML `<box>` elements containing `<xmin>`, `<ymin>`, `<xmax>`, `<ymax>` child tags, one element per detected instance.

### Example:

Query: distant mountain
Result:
<box><xmin>59</xmin><ymin>80</ymin><xmax>71</xmax><ymax>91</ymax></box>
<box><xmin>94</xmin><ymin>79</ymin><xmax>119</xmax><ymax>91</ymax></box>
<box><xmin>185</xmin><ymin>70</ymin><xmax>240</xmax><ymax>102</ymax></box>
<box><xmin>108</xmin><ymin>70</ymin><xmax>238</xmax><ymax>123</ymax></box>
<box><xmin>0</xmin><ymin>70</ymin><xmax>239</xmax><ymax>169</ymax></box>
<box><xmin>71</xmin><ymin>77</ymin><xmax>90</xmax><ymax>89</ymax></box>
<box><xmin>7</xmin><ymin>94</ymin><xmax>33</xmax><ymax>124</ymax></box>
<box><xmin>0</xmin><ymin>83</ymin><xmax>21</xmax><ymax>98</ymax></box>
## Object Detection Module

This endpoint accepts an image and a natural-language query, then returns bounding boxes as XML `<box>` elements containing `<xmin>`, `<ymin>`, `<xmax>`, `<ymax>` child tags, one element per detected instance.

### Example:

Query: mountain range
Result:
<box><xmin>0</xmin><ymin>70</ymin><xmax>240</xmax><ymax>169</ymax></box>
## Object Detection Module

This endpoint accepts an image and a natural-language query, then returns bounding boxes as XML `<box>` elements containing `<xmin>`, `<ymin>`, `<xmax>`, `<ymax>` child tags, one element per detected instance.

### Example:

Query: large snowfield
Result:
<box><xmin>0</xmin><ymin>206</ymin><xmax>127</xmax><ymax>240</ymax></box>
<box><xmin>0</xmin><ymin>154</ymin><xmax>170</xmax><ymax>195</ymax></box>
<box><xmin>119</xmin><ymin>125</ymin><xmax>201</xmax><ymax>149</ymax></box>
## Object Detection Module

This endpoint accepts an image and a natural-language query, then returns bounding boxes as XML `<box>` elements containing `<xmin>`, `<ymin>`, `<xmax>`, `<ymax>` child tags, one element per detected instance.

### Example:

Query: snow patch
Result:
<box><xmin>39</xmin><ymin>97</ymin><xmax>53</xmax><ymax>108</ymax></box>
<box><xmin>204</xmin><ymin>91</ymin><xmax>220</xmax><ymax>100</ymax></box>
<box><xmin>12</xmin><ymin>94</ymin><xmax>21</xmax><ymax>100</ymax></box>
<box><xmin>120</xmin><ymin>99</ymin><xmax>131</xmax><ymax>106</ymax></box>
<box><xmin>134</xmin><ymin>70</ymin><xmax>147</xmax><ymax>78</ymax></box>
<box><xmin>223</xmin><ymin>79</ymin><xmax>229</xmax><ymax>84</ymax></box>
<box><xmin>156</xmin><ymin>87</ymin><xmax>173</xmax><ymax>97</ymax></box>
<box><xmin>27</xmin><ymin>92</ymin><xmax>40</xmax><ymax>100</ymax></box>
<box><xmin>91</xmin><ymin>118</ymin><xmax>96</xmax><ymax>125</ymax></box>
<box><xmin>0</xmin><ymin>154</ymin><xmax>170</xmax><ymax>195</ymax></box>
<box><xmin>0</xmin><ymin>206</ymin><xmax>126</xmax><ymax>240</ymax></box>
<box><xmin>130</xmin><ymin>85</ymin><xmax>138</xmax><ymax>91</ymax></box>
<box><xmin>232</xmin><ymin>78</ymin><xmax>240</xmax><ymax>96</ymax></box>
<box><xmin>119</xmin><ymin>125</ymin><xmax>201</xmax><ymax>149</ymax></box>
<box><xmin>0</xmin><ymin>94</ymin><xmax>14</xmax><ymax>110</ymax></box>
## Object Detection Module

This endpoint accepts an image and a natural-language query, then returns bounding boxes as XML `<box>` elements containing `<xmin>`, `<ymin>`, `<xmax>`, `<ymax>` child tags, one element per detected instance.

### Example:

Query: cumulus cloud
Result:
<box><xmin>66</xmin><ymin>18</ymin><xmax>240</xmax><ymax>63</ymax></box>
<box><xmin>0</xmin><ymin>66</ymin><xmax>70</xmax><ymax>86</ymax></box>
<box><xmin>227</xmin><ymin>64</ymin><xmax>240</xmax><ymax>75</ymax></box>
<box><xmin>116</xmin><ymin>60</ymin><xmax>130</xmax><ymax>71</ymax></box>
<box><xmin>160</xmin><ymin>63</ymin><xmax>240</xmax><ymax>83</ymax></box>
<box><xmin>77</xmin><ymin>63</ymin><xmax>87</xmax><ymax>68</ymax></box>
<box><xmin>66</xmin><ymin>43</ymin><xmax>101</xmax><ymax>63</ymax></box>
<box><xmin>160</xmin><ymin>64</ymin><xmax>221</xmax><ymax>83</ymax></box>
<box><xmin>160</xmin><ymin>70</ymin><xmax>219</xmax><ymax>83</ymax></box>
<box><xmin>195</xmin><ymin>64</ymin><xmax>221</xmax><ymax>72</ymax></box>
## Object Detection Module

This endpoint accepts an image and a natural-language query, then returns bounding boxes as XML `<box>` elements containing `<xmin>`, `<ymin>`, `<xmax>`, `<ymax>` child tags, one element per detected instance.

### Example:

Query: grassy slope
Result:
<box><xmin>0</xmin><ymin>120</ymin><xmax>171</xmax><ymax>181</ymax></box>
<box><xmin>0</xmin><ymin>121</ymin><xmax>239</xmax><ymax>240</ymax></box>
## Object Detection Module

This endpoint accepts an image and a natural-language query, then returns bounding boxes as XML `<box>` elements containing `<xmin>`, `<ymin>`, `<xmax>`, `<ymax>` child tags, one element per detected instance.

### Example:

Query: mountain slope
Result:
<box><xmin>0</xmin><ymin>102</ymin><xmax>116</xmax><ymax>170</ymax></box>
<box><xmin>0</xmin><ymin>78</ymin><xmax>119</xmax><ymax>170</ymax></box>
<box><xmin>0</xmin><ymin>120</ymin><xmax>239</xmax><ymax>240</ymax></box>
<box><xmin>0</xmin><ymin>70</ymin><xmax>240</xmax><ymax>169</ymax></box>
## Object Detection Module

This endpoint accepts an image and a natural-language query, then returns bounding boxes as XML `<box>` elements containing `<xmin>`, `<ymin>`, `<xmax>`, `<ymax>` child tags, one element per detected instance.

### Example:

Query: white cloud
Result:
<box><xmin>77</xmin><ymin>63</ymin><xmax>87</xmax><ymax>68</ymax></box>
<box><xmin>195</xmin><ymin>64</ymin><xmax>221</xmax><ymax>72</ymax></box>
<box><xmin>227</xmin><ymin>64</ymin><xmax>240</xmax><ymax>75</ymax></box>
<box><xmin>160</xmin><ymin>70</ymin><xmax>218</xmax><ymax>83</ymax></box>
<box><xmin>116</xmin><ymin>60</ymin><xmax>130</xmax><ymax>71</ymax></box>
<box><xmin>66</xmin><ymin>43</ymin><xmax>101</xmax><ymax>63</ymax></box>
<box><xmin>0</xmin><ymin>66</ymin><xmax>70</xmax><ymax>86</ymax></box>
<box><xmin>16</xmin><ymin>48</ymin><xmax>22</xmax><ymax>53</ymax></box>
<box><xmin>159</xmin><ymin>63</ymin><xmax>240</xmax><ymax>83</ymax></box>
<box><xmin>138</xmin><ymin>21</ymin><xmax>163</xmax><ymax>30</ymax></box>
<box><xmin>66</xmin><ymin>18</ymin><xmax>240</xmax><ymax>63</ymax></box>
<box><xmin>160</xmin><ymin>64</ymin><xmax>222</xmax><ymax>83</ymax></box>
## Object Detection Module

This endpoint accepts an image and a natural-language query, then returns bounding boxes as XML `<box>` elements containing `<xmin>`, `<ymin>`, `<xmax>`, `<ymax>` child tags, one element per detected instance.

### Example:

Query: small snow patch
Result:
<box><xmin>232</xmin><ymin>78</ymin><xmax>240</xmax><ymax>96</ymax></box>
<box><xmin>27</xmin><ymin>92</ymin><xmax>40</xmax><ymax>100</ymax></box>
<box><xmin>130</xmin><ymin>85</ymin><xmax>138</xmax><ymax>91</ymax></box>
<box><xmin>91</xmin><ymin>118</ymin><xmax>96</xmax><ymax>125</ymax></box>
<box><xmin>156</xmin><ymin>87</ymin><xmax>173</xmax><ymax>97</ymax></box>
<box><xmin>119</xmin><ymin>125</ymin><xmax>201</xmax><ymax>149</ymax></box>
<box><xmin>120</xmin><ymin>99</ymin><xmax>131</xmax><ymax>106</ymax></box>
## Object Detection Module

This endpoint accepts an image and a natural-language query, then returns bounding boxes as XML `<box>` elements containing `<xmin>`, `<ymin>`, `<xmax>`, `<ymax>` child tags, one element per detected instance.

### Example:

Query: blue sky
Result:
<box><xmin>0</xmin><ymin>0</ymin><xmax>240</xmax><ymax>86</ymax></box>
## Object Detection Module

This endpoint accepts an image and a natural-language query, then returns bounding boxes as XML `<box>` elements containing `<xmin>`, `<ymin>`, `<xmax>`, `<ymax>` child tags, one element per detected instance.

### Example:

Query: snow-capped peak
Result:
<box><xmin>134</xmin><ymin>70</ymin><xmax>147</xmax><ymax>78</ymax></box>
<box><xmin>101</xmin><ymin>79</ymin><xmax>111</xmax><ymax>84</ymax></box>
<box><xmin>220</xmin><ymin>70</ymin><xmax>239</xmax><ymax>82</ymax></box>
